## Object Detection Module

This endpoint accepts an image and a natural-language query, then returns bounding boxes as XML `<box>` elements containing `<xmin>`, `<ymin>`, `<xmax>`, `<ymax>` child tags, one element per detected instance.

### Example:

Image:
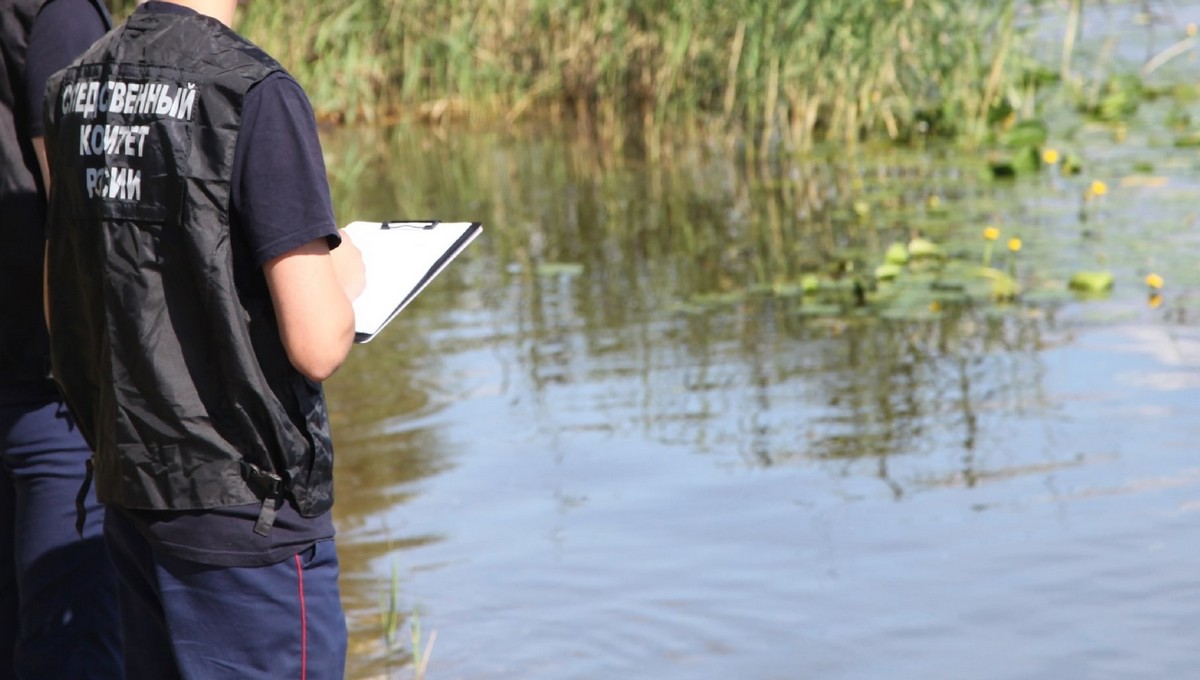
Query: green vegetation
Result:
<box><xmin>252</xmin><ymin>0</ymin><xmax>1022</xmax><ymax>150</ymax></box>
<box><xmin>113</xmin><ymin>0</ymin><xmax>1029</xmax><ymax>150</ymax></box>
<box><xmin>105</xmin><ymin>0</ymin><xmax>1200</xmax><ymax>160</ymax></box>
<box><xmin>103</xmin><ymin>0</ymin><xmax>1193</xmax><ymax>319</ymax></box>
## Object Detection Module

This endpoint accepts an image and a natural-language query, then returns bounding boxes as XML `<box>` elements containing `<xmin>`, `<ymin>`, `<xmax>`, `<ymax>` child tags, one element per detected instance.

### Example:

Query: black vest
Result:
<box><xmin>0</xmin><ymin>0</ymin><xmax>109</xmax><ymax>386</ymax></box>
<box><xmin>43</xmin><ymin>9</ymin><xmax>334</xmax><ymax>521</ymax></box>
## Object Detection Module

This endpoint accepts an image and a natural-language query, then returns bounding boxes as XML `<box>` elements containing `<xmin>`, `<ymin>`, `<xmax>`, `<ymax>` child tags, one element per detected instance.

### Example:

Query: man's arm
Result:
<box><xmin>27</xmin><ymin>0</ymin><xmax>109</xmax><ymax>192</ymax></box>
<box><xmin>31</xmin><ymin>0</ymin><xmax>110</xmax><ymax>330</ymax></box>
<box><xmin>32</xmin><ymin>138</ymin><xmax>50</xmax><ymax>191</ymax></box>
<box><xmin>37</xmin><ymin>138</ymin><xmax>50</xmax><ymax>331</ymax></box>
<box><xmin>263</xmin><ymin>234</ymin><xmax>364</xmax><ymax>383</ymax></box>
<box><xmin>43</xmin><ymin>244</ymin><xmax>52</xmax><ymax>332</ymax></box>
<box><xmin>233</xmin><ymin>72</ymin><xmax>366</xmax><ymax>381</ymax></box>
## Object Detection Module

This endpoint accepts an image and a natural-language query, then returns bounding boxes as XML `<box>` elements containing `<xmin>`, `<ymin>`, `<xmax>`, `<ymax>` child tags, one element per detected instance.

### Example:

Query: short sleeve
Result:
<box><xmin>26</xmin><ymin>0</ymin><xmax>109</xmax><ymax>137</ymax></box>
<box><xmin>231</xmin><ymin>73</ymin><xmax>340</xmax><ymax>267</ymax></box>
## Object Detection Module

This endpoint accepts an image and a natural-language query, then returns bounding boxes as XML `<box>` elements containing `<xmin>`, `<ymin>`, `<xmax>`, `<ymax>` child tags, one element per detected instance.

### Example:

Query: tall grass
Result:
<box><xmin>236</xmin><ymin>0</ymin><xmax>1023</xmax><ymax>149</ymax></box>
<box><xmin>109</xmin><ymin>0</ymin><xmax>1026</xmax><ymax>149</ymax></box>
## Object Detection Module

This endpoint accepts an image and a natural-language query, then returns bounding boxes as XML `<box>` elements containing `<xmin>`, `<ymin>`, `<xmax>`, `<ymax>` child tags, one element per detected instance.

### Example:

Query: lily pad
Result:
<box><xmin>1068</xmin><ymin>271</ymin><xmax>1115</xmax><ymax>292</ymax></box>
<box><xmin>875</xmin><ymin>263</ymin><xmax>904</xmax><ymax>281</ymax></box>
<box><xmin>766</xmin><ymin>284</ymin><xmax>801</xmax><ymax>298</ymax></box>
<box><xmin>535</xmin><ymin>262</ymin><xmax>585</xmax><ymax>277</ymax></box>
<box><xmin>1173</xmin><ymin>132</ymin><xmax>1200</xmax><ymax>148</ymax></box>
<box><xmin>907</xmin><ymin>238</ymin><xmax>942</xmax><ymax>259</ymax></box>
<box><xmin>884</xmin><ymin>242</ymin><xmax>910</xmax><ymax>265</ymax></box>
<box><xmin>1092</xmin><ymin>74</ymin><xmax>1142</xmax><ymax>122</ymax></box>
<box><xmin>879</xmin><ymin>305</ymin><xmax>943</xmax><ymax>322</ymax></box>
<box><xmin>795</xmin><ymin>303</ymin><xmax>844</xmax><ymax>319</ymax></box>
<box><xmin>801</xmin><ymin>274</ymin><xmax>822</xmax><ymax>295</ymax></box>
<box><xmin>690</xmin><ymin>291</ymin><xmax>745</xmax><ymax>307</ymax></box>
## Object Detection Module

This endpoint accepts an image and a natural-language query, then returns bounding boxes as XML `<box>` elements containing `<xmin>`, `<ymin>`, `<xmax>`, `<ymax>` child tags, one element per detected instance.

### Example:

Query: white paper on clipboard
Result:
<box><xmin>342</xmin><ymin>220</ymin><xmax>483</xmax><ymax>343</ymax></box>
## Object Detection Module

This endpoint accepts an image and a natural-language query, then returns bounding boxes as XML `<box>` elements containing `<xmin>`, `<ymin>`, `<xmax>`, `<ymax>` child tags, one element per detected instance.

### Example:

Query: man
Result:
<box><xmin>0</xmin><ymin>0</ymin><xmax>123</xmax><ymax>677</ymax></box>
<box><xmin>41</xmin><ymin>1</ymin><xmax>365</xmax><ymax>677</ymax></box>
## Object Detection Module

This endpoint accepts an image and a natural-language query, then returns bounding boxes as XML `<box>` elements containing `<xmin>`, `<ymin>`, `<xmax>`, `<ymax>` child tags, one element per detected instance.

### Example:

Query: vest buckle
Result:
<box><xmin>240</xmin><ymin>461</ymin><xmax>288</xmax><ymax>536</ymax></box>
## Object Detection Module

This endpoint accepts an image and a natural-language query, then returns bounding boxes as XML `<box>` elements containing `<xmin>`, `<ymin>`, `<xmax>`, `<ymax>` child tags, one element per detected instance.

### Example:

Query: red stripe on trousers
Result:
<box><xmin>295</xmin><ymin>553</ymin><xmax>308</xmax><ymax>680</ymax></box>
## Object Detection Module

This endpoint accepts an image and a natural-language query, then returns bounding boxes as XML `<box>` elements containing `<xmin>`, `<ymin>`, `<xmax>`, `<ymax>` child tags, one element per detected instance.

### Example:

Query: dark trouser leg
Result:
<box><xmin>105</xmin><ymin>508</ymin><xmax>347</xmax><ymax>680</ymax></box>
<box><xmin>0</xmin><ymin>393</ymin><xmax>123</xmax><ymax>679</ymax></box>
<box><xmin>103</xmin><ymin>507</ymin><xmax>180</xmax><ymax>680</ymax></box>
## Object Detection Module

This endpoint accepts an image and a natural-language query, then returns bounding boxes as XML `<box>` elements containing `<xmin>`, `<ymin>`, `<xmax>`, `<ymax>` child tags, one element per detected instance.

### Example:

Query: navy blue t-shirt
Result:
<box><xmin>110</xmin><ymin>2</ymin><xmax>339</xmax><ymax>567</ymax></box>
<box><xmin>26</xmin><ymin>0</ymin><xmax>110</xmax><ymax>138</ymax></box>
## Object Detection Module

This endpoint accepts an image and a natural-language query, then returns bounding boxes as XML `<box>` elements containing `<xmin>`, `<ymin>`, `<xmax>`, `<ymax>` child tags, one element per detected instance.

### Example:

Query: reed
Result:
<box><xmin>104</xmin><ymin>1</ymin><xmax>1036</xmax><ymax>147</ymax></box>
<box><xmin>227</xmin><ymin>0</ymin><xmax>1024</xmax><ymax>150</ymax></box>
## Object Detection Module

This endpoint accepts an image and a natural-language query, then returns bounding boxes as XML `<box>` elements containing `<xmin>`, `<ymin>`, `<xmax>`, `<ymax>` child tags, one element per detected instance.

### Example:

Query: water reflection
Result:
<box><xmin>493</xmin><ymin>245</ymin><xmax>1066</xmax><ymax>484</ymax></box>
<box><xmin>326</xmin><ymin>317</ymin><xmax>457</xmax><ymax>659</ymax></box>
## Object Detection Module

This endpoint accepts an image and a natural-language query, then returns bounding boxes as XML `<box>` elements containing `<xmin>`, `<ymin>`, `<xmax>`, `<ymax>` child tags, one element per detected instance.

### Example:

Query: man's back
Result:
<box><xmin>41</xmin><ymin>2</ymin><xmax>363</xmax><ymax>677</ymax></box>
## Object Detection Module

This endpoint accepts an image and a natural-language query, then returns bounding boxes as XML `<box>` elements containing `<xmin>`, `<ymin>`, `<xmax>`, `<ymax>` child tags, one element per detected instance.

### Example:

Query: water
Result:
<box><xmin>331</xmin><ymin>291</ymin><xmax>1200</xmax><ymax>678</ymax></box>
<box><xmin>319</xmin><ymin>6</ymin><xmax>1200</xmax><ymax>678</ymax></box>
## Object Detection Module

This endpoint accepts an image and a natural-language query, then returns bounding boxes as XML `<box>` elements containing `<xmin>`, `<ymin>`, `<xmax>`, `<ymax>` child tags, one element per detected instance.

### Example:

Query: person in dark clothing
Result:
<box><xmin>40</xmin><ymin>1</ymin><xmax>365</xmax><ymax>677</ymax></box>
<box><xmin>0</xmin><ymin>0</ymin><xmax>124</xmax><ymax>677</ymax></box>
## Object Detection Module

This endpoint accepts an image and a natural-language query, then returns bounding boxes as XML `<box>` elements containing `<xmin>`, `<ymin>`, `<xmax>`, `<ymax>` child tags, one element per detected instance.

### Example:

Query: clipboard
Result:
<box><xmin>342</xmin><ymin>220</ymin><xmax>483</xmax><ymax>343</ymax></box>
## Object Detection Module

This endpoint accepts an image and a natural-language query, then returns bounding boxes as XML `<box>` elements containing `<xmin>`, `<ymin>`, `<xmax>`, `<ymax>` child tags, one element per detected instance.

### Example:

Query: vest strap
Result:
<box><xmin>254</xmin><ymin>496</ymin><xmax>279</xmax><ymax>536</ymax></box>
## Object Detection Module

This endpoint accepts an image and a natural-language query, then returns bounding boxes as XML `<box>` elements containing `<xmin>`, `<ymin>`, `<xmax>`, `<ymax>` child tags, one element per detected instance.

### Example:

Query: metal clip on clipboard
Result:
<box><xmin>380</xmin><ymin>220</ymin><xmax>439</xmax><ymax>230</ymax></box>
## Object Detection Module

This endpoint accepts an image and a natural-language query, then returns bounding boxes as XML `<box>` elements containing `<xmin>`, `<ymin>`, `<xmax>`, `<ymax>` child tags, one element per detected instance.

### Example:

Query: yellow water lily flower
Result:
<box><xmin>1043</xmin><ymin>148</ymin><xmax>1060</xmax><ymax>164</ymax></box>
<box><xmin>983</xmin><ymin>226</ymin><xmax>1000</xmax><ymax>241</ymax></box>
<box><xmin>1149</xmin><ymin>293</ymin><xmax>1164</xmax><ymax>310</ymax></box>
<box><xmin>1089</xmin><ymin>179</ymin><xmax>1108</xmax><ymax>196</ymax></box>
<box><xmin>1008</xmin><ymin>238</ymin><xmax>1022</xmax><ymax>252</ymax></box>
<box><xmin>1189</xmin><ymin>23</ymin><xmax>1198</xmax><ymax>37</ymax></box>
<box><xmin>1145</xmin><ymin>273</ymin><xmax>1165</xmax><ymax>290</ymax></box>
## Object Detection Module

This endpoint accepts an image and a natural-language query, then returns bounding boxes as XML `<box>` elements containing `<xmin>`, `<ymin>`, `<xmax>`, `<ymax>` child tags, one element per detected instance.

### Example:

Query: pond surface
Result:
<box><xmin>320</xmin><ymin>8</ymin><xmax>1200</xmax><ymax>678</ymax></box>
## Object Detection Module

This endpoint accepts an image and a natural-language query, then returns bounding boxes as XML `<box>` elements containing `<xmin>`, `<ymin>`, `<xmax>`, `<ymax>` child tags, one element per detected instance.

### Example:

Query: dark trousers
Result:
<box><xmin>0</xmin><ymin>388</ymin><xmax>123</xmax><ymax>679</ymax></box>
<box><xmin>104</xmin><ymin>508</ymin><xmax>348</xmax><ymax>680</ymax></box>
